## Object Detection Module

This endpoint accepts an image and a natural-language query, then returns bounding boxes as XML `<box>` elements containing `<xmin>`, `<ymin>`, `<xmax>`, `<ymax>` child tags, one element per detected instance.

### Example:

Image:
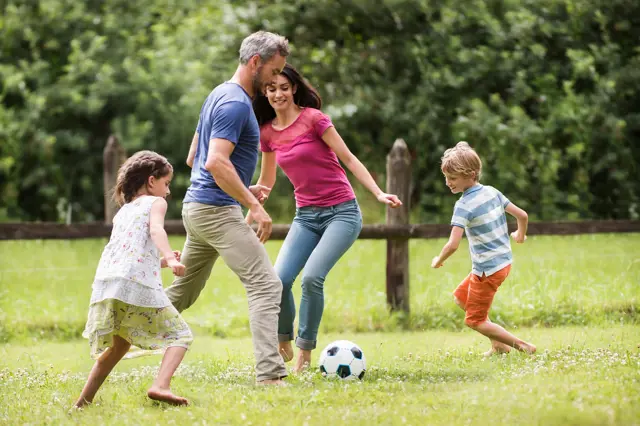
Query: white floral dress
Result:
<box><xmin>83</xmin><ymin>196</ymin><xmax>192</xmax><ymax>359</ymax></box>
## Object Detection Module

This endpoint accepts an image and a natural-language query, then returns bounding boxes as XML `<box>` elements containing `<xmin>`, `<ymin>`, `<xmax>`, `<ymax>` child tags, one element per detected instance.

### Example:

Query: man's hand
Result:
<box><xmin>249</xmin><ymin>204</ymin><xmax>273</xmax><ymax>243</ymax></box>
<box><xmin>431</xmin><ymin>256</ymin><xmax>443</xmax><ymax>268</ymax></box>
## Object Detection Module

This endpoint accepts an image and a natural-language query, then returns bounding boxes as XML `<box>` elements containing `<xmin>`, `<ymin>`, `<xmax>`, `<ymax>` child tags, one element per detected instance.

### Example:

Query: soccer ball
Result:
<box><xmin>318</xmin><ymin>340</ymin><xmax>366</xmax><ymax>380</ymax></box>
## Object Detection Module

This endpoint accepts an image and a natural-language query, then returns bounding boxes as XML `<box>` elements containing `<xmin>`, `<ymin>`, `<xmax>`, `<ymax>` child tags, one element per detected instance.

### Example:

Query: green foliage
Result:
<box><xmin>0</xmin><ymin>0</ymin><xmax>240</xmax><ymax>221</ymax></box>
<box><xmin>247</xmin><ymin>0</ymin><xmax>640</xmax><ymax>221</ymax></box>
<box><xmin>1</xmin><ymin>0</ymin><xmax>639</xmax><ymax>222</ymax></box>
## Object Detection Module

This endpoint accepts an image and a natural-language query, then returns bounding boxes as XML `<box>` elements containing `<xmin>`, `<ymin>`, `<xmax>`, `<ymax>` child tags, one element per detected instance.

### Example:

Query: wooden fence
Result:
<box><xmin>1</xmin><ymin>136</ymin><xmax>640</xmax><ymax>313</ymax></box>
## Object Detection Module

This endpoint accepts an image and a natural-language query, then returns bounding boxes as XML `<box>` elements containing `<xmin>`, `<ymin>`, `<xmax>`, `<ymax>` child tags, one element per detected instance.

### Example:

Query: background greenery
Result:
<box><xmin>1</xmin><ymin>0</ymin><xmax>639</xmax><ymax>223</ymax></box>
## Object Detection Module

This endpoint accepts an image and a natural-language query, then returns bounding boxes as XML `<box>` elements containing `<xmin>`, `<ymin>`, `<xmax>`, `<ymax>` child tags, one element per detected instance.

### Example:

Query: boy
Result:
<box><xmin>432</xmin><ymin>142</ymin><xmax>536</xmax><ymax>356</ymax></box>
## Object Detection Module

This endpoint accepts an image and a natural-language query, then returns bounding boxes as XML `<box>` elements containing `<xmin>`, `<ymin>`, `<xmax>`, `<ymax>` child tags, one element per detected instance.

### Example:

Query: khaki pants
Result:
<box><xmin>165</xmin><ymin>202</ymin><xmax>286</xmax><ymax>381</ymax></box>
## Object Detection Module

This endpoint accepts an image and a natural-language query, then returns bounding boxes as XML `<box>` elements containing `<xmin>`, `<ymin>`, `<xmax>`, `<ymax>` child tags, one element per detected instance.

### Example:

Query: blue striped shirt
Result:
<box><xmin>451</xmin><ymin>184</ymin><xmax>512</xmax><ymax>276</ymax></box>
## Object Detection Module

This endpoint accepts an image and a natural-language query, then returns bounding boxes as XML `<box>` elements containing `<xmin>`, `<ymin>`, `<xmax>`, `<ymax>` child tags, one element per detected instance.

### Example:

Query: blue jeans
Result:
<box><xmin>275</xmin><ymin>199</ymin><xmax>363</xmax><ymax>350</ymax></box>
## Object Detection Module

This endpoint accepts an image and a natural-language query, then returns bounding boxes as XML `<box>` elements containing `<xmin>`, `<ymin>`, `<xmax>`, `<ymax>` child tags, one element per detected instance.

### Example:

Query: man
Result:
<box><xmin>166</xmin><ymin>31</ymin><xmax>289</xmax><ymax>385</ymax></box>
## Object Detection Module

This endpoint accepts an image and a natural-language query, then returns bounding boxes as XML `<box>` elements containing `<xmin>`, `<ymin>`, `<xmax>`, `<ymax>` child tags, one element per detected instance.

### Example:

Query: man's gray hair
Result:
<box><xmin>239</xmin><ymin>31</ymin><xmax>290</xmax><ymax>64</ymax></box>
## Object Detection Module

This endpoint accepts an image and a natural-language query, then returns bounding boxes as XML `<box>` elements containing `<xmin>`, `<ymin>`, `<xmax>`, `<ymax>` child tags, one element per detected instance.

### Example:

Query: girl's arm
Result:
<box><xmin>149</xmin><ymin>198</ymin><xmax>185</xmax><ymax>276</ymax></box>
<box><xmin>432</xmin><ymin>226</ymin><xmax>465</xmax><ymax>268</ymax></box>
<box><xmin>505</xmin><ymin>202</ymin><xmax>528</xmax><ymax>243</ymax></box>
<box><xmin>321</xmin><ymin>127</ymin><xmax>402</xmax><ymax>208</ymax></box>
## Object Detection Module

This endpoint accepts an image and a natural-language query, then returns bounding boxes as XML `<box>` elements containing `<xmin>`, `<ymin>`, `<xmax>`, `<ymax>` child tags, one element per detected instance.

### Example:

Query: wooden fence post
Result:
<box><xmin>103</xmin><ymin>135</ymin><xmax>126</xmax><ymax>224</ymax></box>
<box><xmin>385</xmin><ymin>138</ymin><xmax>412</xmax><ymax>312</ymax></box>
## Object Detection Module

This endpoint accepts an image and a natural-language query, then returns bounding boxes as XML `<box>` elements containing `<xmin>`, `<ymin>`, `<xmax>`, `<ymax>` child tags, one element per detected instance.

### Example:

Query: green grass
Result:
<box><xmin>1</xmin><ymin>234</ymin><xmax>639</xmax><ymax>342</ymax></box>
<box><xmin>1</xmin><ymin>326</ymin><xmax>639</xmax><ymax>425</ymax></box>
<box><xmin>1</xmin><ymin>234</ymin><xmax>639</xmax><ymax>424</ymax></box>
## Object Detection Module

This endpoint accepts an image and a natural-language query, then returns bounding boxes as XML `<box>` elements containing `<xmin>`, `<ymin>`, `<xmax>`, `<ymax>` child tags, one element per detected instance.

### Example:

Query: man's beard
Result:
<box><xmin>251</xmin><ymin>65</ymin><xmax>264</xmax><ymax>96</ymax></box>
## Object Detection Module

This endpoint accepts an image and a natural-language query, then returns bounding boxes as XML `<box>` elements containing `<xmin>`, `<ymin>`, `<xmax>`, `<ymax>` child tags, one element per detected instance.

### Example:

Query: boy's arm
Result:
<box><xmin>432</xmin><ymin>226</ymin><xmax>465</xmax><ymax>268</ymax></box>
<box><xmin>505</xmin><ymin>202</ymin><xmax>528</xmax><ymax>243</ymax></box>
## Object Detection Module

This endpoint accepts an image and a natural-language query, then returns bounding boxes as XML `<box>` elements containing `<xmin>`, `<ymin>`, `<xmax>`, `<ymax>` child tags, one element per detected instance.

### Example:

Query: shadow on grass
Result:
<box><xmin>364</xmin><ymin>367</ymin><xmax>491</xmax><ymax>384</ymax></box>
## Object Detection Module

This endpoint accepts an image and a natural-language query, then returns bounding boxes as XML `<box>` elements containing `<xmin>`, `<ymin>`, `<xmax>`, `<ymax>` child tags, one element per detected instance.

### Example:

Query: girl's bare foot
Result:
<box><xmin>72</xmin><ymin>399</ymin><xmax>89</xmax><ymax>409</ymax></box>
<box><xmin>518</xmin><ymin>342</ymin><xmax>537</xmax><ymax>354</ymax></box>
<box><xmin>257</xmin><ymin>378</ymin><xmax>287</xmax><ymax>386</ymax></box>
<box><xmin>293</xmin><ymin>349</ymin><xmax>312</xmax><ymax>373</ymax></box>
<box><xmin>279</xmin><ymin>341</ymin><xmax>294</xmax><ymax>362</ymax></box>
<box><xmin>68</xmin><ymin>404</ymin><xmax>85</xmax><ymax>415</ymax></box>
<box><xmin>147</xmin><ymin>386</ymin><xmax>189</xmax><ymax>406</ymax></box>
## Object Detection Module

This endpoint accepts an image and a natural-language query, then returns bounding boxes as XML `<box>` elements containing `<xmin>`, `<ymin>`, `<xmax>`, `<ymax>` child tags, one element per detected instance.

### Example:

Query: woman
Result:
<box><xmin>250</xmin><ymin>64</ymin><xmax>402</xmax><ymax>372</ymax></box>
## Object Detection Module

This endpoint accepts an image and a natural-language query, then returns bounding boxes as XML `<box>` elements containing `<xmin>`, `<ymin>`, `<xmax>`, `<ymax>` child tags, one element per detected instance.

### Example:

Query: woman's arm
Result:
<box><xmin>321</xmin><ymin>127</ymin><xmax>402</xmax><ymax>207</ymax></box>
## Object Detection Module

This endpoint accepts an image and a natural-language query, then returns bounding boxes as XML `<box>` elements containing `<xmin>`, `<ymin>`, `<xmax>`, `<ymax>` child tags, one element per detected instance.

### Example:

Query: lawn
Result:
<box><xmin>1</xmin><ymin>326</ymin><xmax>638</xmax><ymax>425</ymax></box>
<box><xmin>1</xmin><ymin>234</ymin><xmax>638</xmax><ymax>425</ymax></box>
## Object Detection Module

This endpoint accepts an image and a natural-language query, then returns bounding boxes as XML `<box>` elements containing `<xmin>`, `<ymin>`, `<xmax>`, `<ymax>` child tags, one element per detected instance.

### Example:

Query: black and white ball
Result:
<box><xmin>318</xmin><ymin>340</ymin><xmax>366</xmax><ymax>380</ymax></box>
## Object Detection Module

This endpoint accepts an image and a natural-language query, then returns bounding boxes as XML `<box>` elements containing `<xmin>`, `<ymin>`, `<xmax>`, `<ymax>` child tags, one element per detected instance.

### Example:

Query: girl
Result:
<box><xmin>74</xmin><ymin>151</ymin><xmax>193</xmax><ymax>408</ymax></box>
<box><xmin>251</xmin><ymin>64</ymin><xmax>402</xmax><ymax>372</ymax></box>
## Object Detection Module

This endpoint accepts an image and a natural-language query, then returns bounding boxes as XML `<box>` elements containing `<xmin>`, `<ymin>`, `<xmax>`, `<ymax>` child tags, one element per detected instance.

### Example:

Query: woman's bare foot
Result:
<box><xmin>483</xmin><ymin>341</ymin><xmax>512</xmax><ymax>357</ymax></box>
<box><xmin>147</xmin><ymin>386</ymin><xmax>189</xmax><ymax>406</ymax></box>
<box><xmin>293</xmin><ymin>349</ymin><xmax>312</xmax><ymax>373</ymax></box>
<box><xmin>279</xmin><ymin>341</ymin><xmax>294</xmax><ymax>362</ymax></box>
<box><xmin>257</xmin><ymin>378</ymin><xmax>287</xmax><ymax>386</ymax></box>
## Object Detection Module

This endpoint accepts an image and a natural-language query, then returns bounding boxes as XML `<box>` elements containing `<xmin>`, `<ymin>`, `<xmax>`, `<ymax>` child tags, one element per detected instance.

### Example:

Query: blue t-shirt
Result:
<box><xmin>184</xmin><ymin>82</ymin><xmax>260</xmax><ymax>206</ymax></box>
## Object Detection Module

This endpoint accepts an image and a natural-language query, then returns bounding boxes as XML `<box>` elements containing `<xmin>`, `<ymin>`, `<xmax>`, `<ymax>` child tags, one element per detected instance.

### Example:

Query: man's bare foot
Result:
<box><xmin>293</xmin><ymin>349</ymin><xmax>312</xmax><ymax>373</ymax></box>
<box><xmin>257</xmin><ymin>378</ymin><xmax>287</xmax><ymax>386</ymax></box>
<box><xmin>147</xmin><ymin>386</ymin><xmax>189</xmax><ymax>406</ymax></box>
<box><xmin>279</xmin><ymin>342</ymin><xmax>294</xmax><ymax>362</ymax></box>
<box><xmin>483</xmin><ymin>342</ymin><xmax>512</xmax><ymax>357</ymax></box>
<box><xmin>517</xmin><ymin>342</ymin><xmax>537</xmax><ymax>355</ymax></box>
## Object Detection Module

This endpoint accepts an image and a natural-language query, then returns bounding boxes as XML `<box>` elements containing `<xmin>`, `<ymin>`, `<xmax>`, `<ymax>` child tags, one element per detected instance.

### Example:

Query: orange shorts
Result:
<box><xmin>453</xmin><ymin>264</ymin><xmax>511</xmax><ymax>326</ymax></box>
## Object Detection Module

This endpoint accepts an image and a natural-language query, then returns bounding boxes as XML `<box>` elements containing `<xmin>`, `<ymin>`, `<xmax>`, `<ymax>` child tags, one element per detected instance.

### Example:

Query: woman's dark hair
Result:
<box><xmin>253</xmin><ymin>63</ymin><xmax>323</xmax><ymax>125</ymax></box>
<box><xmin>113</xmin><ymin>150</ymin><xmax>173</xmax><ymax>206</ymax></box>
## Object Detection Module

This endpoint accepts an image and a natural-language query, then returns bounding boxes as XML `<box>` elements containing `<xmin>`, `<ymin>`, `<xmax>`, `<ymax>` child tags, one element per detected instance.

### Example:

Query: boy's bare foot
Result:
<box><xmin>257</xmin><ymin>378</ymin><xmax>287</xmax><ymax>386</ymax></box>
<box><xmin>147</xmin><ymin>386</ymin><xmax>189</xmax><ymax>406</ymax></box>
<box><xmin>293</xmin><ymin>349</ymin><xmax>312</xmax><ymax>373</ymax></box>
<box><xmin>279</xmin><ymin>341</ymin><xmax>294</xmax><ymax>362</ymax></box>
<box><xmin>483</xmin><ymin>342</ymin><xmax>512</xmax><ymax>357</ymax></box>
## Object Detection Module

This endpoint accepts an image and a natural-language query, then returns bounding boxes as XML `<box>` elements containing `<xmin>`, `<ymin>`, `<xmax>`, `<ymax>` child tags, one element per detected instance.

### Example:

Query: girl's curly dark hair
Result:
<box><xmin>113</xmin><ymin>150</ymin><xmax>173</xmax><ymax>206</ymax></box>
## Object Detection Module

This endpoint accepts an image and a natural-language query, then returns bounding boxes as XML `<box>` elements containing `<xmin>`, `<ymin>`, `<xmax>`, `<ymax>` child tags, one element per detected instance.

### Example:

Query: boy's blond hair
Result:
<box><xmin>440</xmin><ymin>141</ymin><xmax>482</xmax><ymax>181</ymax></box>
